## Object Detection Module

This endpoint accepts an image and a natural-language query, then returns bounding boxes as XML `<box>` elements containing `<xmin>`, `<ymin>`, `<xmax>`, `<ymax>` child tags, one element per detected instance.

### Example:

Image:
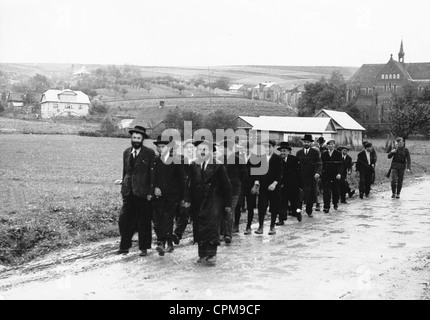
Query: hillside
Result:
<box><xmin>108</xmin><ymin>96</ymin><xmax>297</xmax><ymax>128</ymax></box>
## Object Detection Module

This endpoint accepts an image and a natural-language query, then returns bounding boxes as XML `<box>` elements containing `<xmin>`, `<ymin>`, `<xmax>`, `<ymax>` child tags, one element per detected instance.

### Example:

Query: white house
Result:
<box><xmin>236</xmin><ymin>116</ymin><xmax>337</xmax><ymax>143</ymax></box>
<box><xmin>314</xmin><ymin>109</ymin><xmax>366</xmax><ymax>147</ymax></box>
<box><xmin>40</xmin><ymin>89</ymin><xmax>90</xmax><ymax>119</ymax></box>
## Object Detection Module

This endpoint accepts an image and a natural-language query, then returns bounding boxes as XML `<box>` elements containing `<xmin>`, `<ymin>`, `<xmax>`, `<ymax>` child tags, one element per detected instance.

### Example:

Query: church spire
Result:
<box><xmin>398</xmin><ymin>40</ymin><xmax>405</xmax><ymax>64</ymax></box>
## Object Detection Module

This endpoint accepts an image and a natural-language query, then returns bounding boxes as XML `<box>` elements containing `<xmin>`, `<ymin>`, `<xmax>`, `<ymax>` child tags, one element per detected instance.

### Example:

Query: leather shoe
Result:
<box><xmin>348</xmin><ymin>190</ymin><xmax>355</xmax><ymax>198</ymax></box>
<box><xmin>166</xmin><ymin>245</ymin><xmax>174</xmax><ymax>253</ymax></box>
<box><xmin>156</xmin><ymin>245</ymin><xmax>165</xmax><ymax>256</ymax></box>
<box><xmin>268</xmin><ymin>227</ymin><xmax>276</xmax><ymax>235</ymax></box>
<box><xmin>224</xmin><ymin>236</ymin><xmax>232</xmax><ymax>244</ymax></box>
<box><xmin>139</xmin><ymin>249</ymin><xmax>148</xmax><ymax>257</ymax></box>
<box><xmin>254</xmin><ymin>227</ymin><xmax>264</xmax><ymax>235</ymax></box>
<box><xmin>296</xmin><ymin>210</ymin><xmax>302</xmax><ymax>222</ymax></box>
<box><xmin>232</xmin><ymin>225</ymin><xmax>239</xmax><ymax>233</ymax></box>
<box><xmin>308</xmin><ymin>213</ymin><xmax>314</xmax><ymax>218</ymax></box>
<box><xmin>275</xmin><ymin>220</ymin><xmax>285</xmax><ymax>226</ymax></box>
<box><xmin>334</xmin><ymin>205</ymin><xmax>338</xmax><ymax>210</ymax></box>
<box><xmin>172</xmin><ymin>234</ymin><xmax>180</xmax><ymax>245</ymax></box>
<box><xmin>323</xmin><ymin>208</ymin><xmax>329</xmax><ymax>213</ymax></box>
<box><xmin>244</xmin><ymin>227</ymin><xmax>252</xmax><ymax>235</ymax></box>
<box><xmin>206</xmin><ymin>256</ymin><xmax>217</xmax><ymax>265</ymax></box>
<box><xmin>116</xmin><ymin>249</ymin><xmax>129</xmax><ymax>255</ymax></box>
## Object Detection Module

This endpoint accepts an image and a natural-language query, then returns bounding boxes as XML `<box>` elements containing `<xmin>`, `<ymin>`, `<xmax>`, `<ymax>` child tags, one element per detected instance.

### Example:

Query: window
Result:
<box><xmin>381</xmin><ymin>74</ymin><xmax>385</xmax><ymax>79</ymax></box>
<box><xmin>397</xmin><ymin>74</ymin><xmax>400</xmax><ymax>79</ymax></box>
<box><xmin>78</xmin><ymin>105</ymin><xmax>83</xmax><ymax>110</ymax></box>
<box><xmin>389</xmin><ymin>74</ymin><xmax>392</xmax><ymax>79</ymax></box>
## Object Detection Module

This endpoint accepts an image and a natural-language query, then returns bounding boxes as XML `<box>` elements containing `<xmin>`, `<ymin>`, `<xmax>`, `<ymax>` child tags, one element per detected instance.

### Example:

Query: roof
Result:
<box><xmin>405</xmin><ymin>63</ymin><xmax>430</xmax><ymax>80</ymax></box>
<box><xmin>348</xmin><ymin>64</ymin><xmax>385</xmax><ymax>84</ymax></box>
<box><xmin>314</xmin><ymin>109</ymin><xmax>366</xmax><ymax>131</ymax></box>
<box><xmin>7</xmin><ymin>92</ymin><xmax>24</xmax><ymax>102</ymax></box>
<box><xmin>229</xmin><ymin>84</ymin><xmax>245</xmax><ymax>91</ymax></box>
<box><xmin>237</xmin><ymin>116</ymin><xmax>337</xmax><ymax>134</ymax></box>
<box><xmin>41</xmin><ymin>89</ymin><xmax>90</xmax><ymax>104</ymax></box>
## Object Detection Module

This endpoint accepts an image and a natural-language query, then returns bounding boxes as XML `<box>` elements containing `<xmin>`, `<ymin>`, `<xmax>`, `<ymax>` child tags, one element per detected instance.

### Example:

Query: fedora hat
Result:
<box><xmin>301</xmin><ymin>134</ymin><xmax>314</xmax><ymax>142</ymax></box>
<box><xmin>153</xmin><ymin>135</ymin><xmax>171</xmax><ymax>146</ymax></box>
<box><xmin>326</xmin><ymin>139</ymin><xmax>336</xmax><ymax>145</ymax></box>
<box><xmin>317</xmin><ymin>136</ymin><xmax>326</xmax><ymax>143</ymax></box>
<box><xmin>128</xmin><ymin>125</ymin><xmax>149</xmax><ymax>139</ymax></box>
<box><xmin>340</xmin><ymin>145</ymin><xmax>350</xmax><ymax>150</ymax></box>
<box><xmin>277</xmin><ymin>141</ymin><xmax>292</xmax><ymax>151</ymax></box>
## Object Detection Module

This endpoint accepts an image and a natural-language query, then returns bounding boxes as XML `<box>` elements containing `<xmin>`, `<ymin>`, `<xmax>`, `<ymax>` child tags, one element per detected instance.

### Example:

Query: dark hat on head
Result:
<box><xmin>340</xmin><ymin>145</ymin><xmax>350</xmax><ymax>150</ymax></box>
<box><xmin>277</xmin><ymin>141</ymin><xmax>292</xmax><ymax>151</ymax></box>
<box><xmin>194</xmin><ymin>137</ymin><xmax>215</xmax><ymax>151</ymax></box>
<box><xmin>302</xmin><ymin>134</ymin><xmax>314</xmax><ymax>142</ymax></box>
<box><xmin>363</xmin><ymin>141</ymin><xmax>372</xmax><ymax>148</ymax></box>
<box><xmin>396</xmin><ymin>137</ymin><xmax>404</xmax><ymax>142</ymax></box>
<box><xmin>326</xmin><ymin>139</ymin><xmax>336</xmax><ymax>145</ymax></box>
<box><xmin>153</xmin><ymin>135</ymin><xmax>171</xmax><ymax>146</ymax></box>
<box><xmin>128</xmin><ymin>125</ymin><xmax>149</xmax><ymax>139</ymax></box>
<box><xmin>317</xmin><ymin>136</ymin><xmax>326</xmax><ymax>143</ymax></box>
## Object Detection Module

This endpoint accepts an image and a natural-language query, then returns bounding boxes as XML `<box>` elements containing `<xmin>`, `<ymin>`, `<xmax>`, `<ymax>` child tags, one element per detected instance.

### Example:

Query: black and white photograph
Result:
<box><xmin>0</xmin><ymin>0</ymin><xmax>430</xmax><ymax>302</ymax></box>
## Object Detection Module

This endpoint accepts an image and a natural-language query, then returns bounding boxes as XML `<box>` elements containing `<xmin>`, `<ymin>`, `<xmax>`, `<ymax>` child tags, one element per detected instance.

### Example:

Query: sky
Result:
<box><xmin>0</xmin><ymin>0</ymin><xmax>429</xmax><ymax>67</ymax></box>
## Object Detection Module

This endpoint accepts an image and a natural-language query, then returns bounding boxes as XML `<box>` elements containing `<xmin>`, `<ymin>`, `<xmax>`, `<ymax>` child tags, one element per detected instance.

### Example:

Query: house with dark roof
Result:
<box><xmin>7</xmin><ymin>92</ymin><xmax>25</xmax><ymax>110</ymax></box>
<box><xmin>346</xmin><ymin>40</ymin><xmax>430</xmax><ymax>125</ymax></box>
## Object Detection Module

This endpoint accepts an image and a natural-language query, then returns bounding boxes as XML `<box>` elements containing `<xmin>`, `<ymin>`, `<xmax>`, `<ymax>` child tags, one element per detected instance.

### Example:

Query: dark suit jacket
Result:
<box><xmin>356</xmin><ymin>150</ymin><xmax>376</xmax><ymax>174</ymax></box>
<box><xmin>256</xmin><ymin>153</ymin><xmax>283</xmax><ymax>192</ymax></box>
<box><xmin>223</xmin><ymin>152</ymin><xmax>248</xmax><ymax>189</ymax></box>
<box><xmin>281</xmin><ymin>154</ymin><xmax>302</xmax><ymax>189</ymax></box>
<box><xmin>121</xmin><ymin>146</ymin><xmax>155</xmax><ymax>198</ymax></box>
<box><xmin>296</xmin><ymin>147</ymin><xmax>322</xmax><ymax>178</ymax></box>
<box><xmin>341</xmin><ymin>154</ymin><xmax>353</xmax><ymax>177</ymax></box>
<box><xmin>321</xmin><ymin>149</ymin><xmax>343</xmax><ymax>180</ymax></box>
<box><xmin>152</xmin><ymin>155</ymin><xmax>186</xmax><ymax>202</ymax></box>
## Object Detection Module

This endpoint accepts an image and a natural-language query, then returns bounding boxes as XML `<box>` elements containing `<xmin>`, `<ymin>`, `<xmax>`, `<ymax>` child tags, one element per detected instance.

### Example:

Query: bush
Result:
<box><xmin>90</xmin><ymin>100</ymin><xmax>109</xmax><ymax>115</ymax></box>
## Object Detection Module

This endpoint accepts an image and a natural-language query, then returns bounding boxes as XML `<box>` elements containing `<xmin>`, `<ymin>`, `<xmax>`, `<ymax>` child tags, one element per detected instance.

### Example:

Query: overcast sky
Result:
<box><xmin>0</xmin><ymin>0</ymin><xmax>429</xmax><ymax>67</ymax></box>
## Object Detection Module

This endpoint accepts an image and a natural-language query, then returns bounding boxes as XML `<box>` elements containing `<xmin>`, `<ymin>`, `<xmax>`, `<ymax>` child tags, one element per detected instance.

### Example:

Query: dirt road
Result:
<box><xmin>1</xmin><ymin>177</ymin><xmax>429</xmax><ymax>300</ymax></box>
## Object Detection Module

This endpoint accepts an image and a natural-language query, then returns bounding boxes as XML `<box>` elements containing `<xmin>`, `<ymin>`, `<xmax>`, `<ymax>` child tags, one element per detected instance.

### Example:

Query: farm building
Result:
<box><xmin>251</xmin><ymin>82</ymin><xmax>283</xmax><ymax>103</ymax></box>
<box><xmin>314</xmin><ymin>109</ymin><xmax>366</xmax><ymax>147</ymax></box>
<box><xmin>40</xmin><ymin>89</ymin><xmax>90</xmax><ymax>119</ymax></box>
<box><xmin>236</xmin><ymin>116</ymin><xmax>337</xmax><ymax>144</ymax></box>
<box><xmin>7</xmin><ymin>92</ymin><xmax>25</xmax><ymax>110</ymax></box>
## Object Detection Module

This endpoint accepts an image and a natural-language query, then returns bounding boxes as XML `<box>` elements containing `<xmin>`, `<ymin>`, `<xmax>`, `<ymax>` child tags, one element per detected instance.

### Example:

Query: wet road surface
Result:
<box><xmin>1</xmin><ymin>177</ymin><xmax>429</xmax><ymax>300</ymax></box>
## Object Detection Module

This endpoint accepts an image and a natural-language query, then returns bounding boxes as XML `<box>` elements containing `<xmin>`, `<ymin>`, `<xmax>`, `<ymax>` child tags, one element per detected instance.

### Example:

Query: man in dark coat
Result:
<box><xmin>186</xmin><ymin>139</ymin><xmax>232</xmax><ymax>265</ymax></box>
<box><xmin>296</xmin><ymin>134</ymin><xmax>322</xmax><ymax>217</ymax></box>
<box><xmin>277</xmin><ymin>141</ymin><xmax>302</xmax><ymax>223</ymax></box>
<box><xmin>356</xmin><ymin>141</ymin><xmax>377</xmax><ymax>199</ymax></box>
<box><xmin>320</xmin><ymin>139</ymin><xmax>343</xmax><ymax>213</ymax></box>
<box><xmin>388</xmin><ymin>137</ymin><xmax>411</xmax><ymax>199</ymax></box>
<box><xmin>117</xmin><ymin>126</ymin><xmax>155</xmax><ymax>256</ymax></box>
<box><xmin>339</xmin><ymin>146</ymin><xmax>355</xmax><ymax>203</ymax></box>
<box><xmin>172</xmin><ymin>139</ymin><xmax>195</xmax><ymax>245</ymax></box>
<box><xmin>218</xmin><ymin>138</ymin><xmax>248</xmax><ymax>243</ymax></box>
<box><xmin>243</xmin><ymin>143</ymin><xmax>261</xmax><ymax>235</ymax></box>
<box><xmin>315</xmin><ymin>136</ymin><xmax>327</xmax><ymax>212</ymax></box>
<box><xmin>151</xmin><ymin>136</ymin><xmax>187</xmax><ymax>256</ymax></box>
<box><xmin>253</xmin><ymin>140</ymin><xmax>283</xmax><ymax>235</ymax></box>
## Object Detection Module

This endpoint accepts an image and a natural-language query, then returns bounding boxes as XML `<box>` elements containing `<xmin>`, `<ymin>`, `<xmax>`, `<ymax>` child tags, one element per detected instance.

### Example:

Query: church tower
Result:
<box><xmin>398</xmin><ymin>40</ymin><xmax>405</xmax><ymax>64</ymax></box>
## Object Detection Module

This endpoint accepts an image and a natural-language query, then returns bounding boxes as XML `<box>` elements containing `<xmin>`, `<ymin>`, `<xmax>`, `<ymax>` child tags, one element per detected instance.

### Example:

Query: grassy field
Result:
<box><xmin>0</xmin><ymin>134</ymin><xmax>428</xmax><ymax>265</ymax></box>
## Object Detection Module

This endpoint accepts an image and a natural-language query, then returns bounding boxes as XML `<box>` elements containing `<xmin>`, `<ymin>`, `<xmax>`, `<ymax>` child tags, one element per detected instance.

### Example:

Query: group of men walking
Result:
<box><xmin>117</xmin><ymin>125</ymin><xmax>411</xmax><ymax>265</ymax></box>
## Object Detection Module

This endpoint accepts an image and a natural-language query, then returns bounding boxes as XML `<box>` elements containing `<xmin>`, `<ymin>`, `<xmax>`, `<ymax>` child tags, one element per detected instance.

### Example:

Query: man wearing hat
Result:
<box><xmin>172</xmin><ymin>139</ymin><xmax>195</xmax><ymax>245</ymax></box>
<box><xmin>320</xmin><ymin>139</ymin><xmax>343</xmax><ymax>213</ymax></box>
<box><xmin>339</xmin><ymin>146</ymin><xmax>355</xmax><ymax>203</ymax></box>
<box><xmin>151</xmin><ymin>136</ymin><xmax>187</xmax><ymax>256</ymax></box>
<box><xmin>185</xmin><ymin>139</ymin><xmax>232</xmax><ymax>265</ymax></box>
<box><xmin>219</xmin><ymin>137</ymin><xmax>248</xmax><ymax>243</ymax></box>
<box><xmin>388</xmin><ymin>137</ymin><xmax>411</xmax><ymax>199</ymax></box>
<box><xmin>252</xmin><ymin>139</ymin><xmax>283</xmax><ymax>235</ymax></box>
<box><xmin>277</xmin><ymin>141</ymin><xmax>302</xmax><ymax>223</ymax></box>
<box><xmin>356</xmin><ymin>141</ymin><xmax>377</xmax><ymax>199</ymax></box>
<box><xmin>117</xmin><ymin>125</ymin><xmax>155</xmax><ymax>256</ymax></box>
<box><xmin>296</xmin><ymin>134</ymin><xmax>322</xmax><ymax>217</ymax></box>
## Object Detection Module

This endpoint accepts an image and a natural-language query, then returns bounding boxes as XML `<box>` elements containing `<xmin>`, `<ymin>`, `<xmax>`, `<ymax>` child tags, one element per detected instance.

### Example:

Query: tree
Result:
<box><xmin>28</xmin><ymin>74</ymin><xmax>51</xmax><ymax>93</ymax></box>
<box><xmin>163</xmin><ymin>108</ymin><xmax>204</xmax><ymax>137</ymax></box>
<box><xmin>100</xmin><ymin>116</ymin><xmax>117</xmax><ymax>134</ymax></box>
<box><xmin>209</xmin><ymin>77</ymin><xmax>230</xmax><ymax>91</ymax></box>
<box><xmin>388</xmin><ymin>85</ymin><xmax>430</xmax><ymax>141</ymax></box>
<box><xmin>297</xmin><ymin>71</ymin><xmax>347</xmax><ymax>116</ymax></box>
<box><xmin>173</xmin><ymin>84</ymin><xmax>186</xmax><ymax>94</ymax></box>
<box><xmin>120</xmin><ymin>87</ymin><xmax>128</xmax><ymax>99</ymax></box>
<box><xmin>203</xmin><ymin>109</ymin><xmax>237</xmax><ymax>135</ymax></box>
<box><xmin>90</xmin><ymin>100</ymin><xmax>109</xmax><ymax>115</ymax></box>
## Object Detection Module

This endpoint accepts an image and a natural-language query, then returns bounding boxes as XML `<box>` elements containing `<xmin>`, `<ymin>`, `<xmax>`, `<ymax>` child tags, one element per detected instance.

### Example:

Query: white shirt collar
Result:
<box><xmin>132</xmin><ymin>148</ymin><xmax>141</xmax><ymax>156</ymax></box>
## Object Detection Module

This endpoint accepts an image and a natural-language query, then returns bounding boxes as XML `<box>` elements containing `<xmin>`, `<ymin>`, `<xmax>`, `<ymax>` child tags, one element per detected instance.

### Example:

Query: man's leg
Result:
<box><xmin>396</xmin><ymin>169</ymin><xmax>405</xmax><ymax>195</ymax></box>
<box><xmin>322</xmin><ymin>178</ymin><xmax>331</xmax><ymax>211</ymax></box>
<box><xmin>119</xmin><ymin>196</ymin><xmax>137</xmax><ymax>251</ymax></box>
<box><xmin>257</xmin><ymin>191</ymin><xmax>269</xmax><ymax>229</ymax></box>
<box><xmin>137</xmin><ymin>198</ymin><xmax>153</xmax><ymax>251</ymax></box>
<box><xmin>332</xmin><ymin>179</ymin><xmax>340</xmax><ymax>208</ymax></box>
<box><xmin>269</xmin><ymin>190</ymin><xmax>281</xmax><ymax>229</ymax></box>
